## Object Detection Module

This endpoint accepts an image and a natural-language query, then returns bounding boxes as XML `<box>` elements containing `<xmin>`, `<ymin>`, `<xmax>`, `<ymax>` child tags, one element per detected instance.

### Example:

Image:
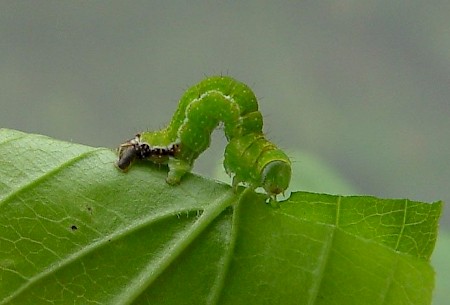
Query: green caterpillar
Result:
<box><xmin>117</xmin><ymin>76</ymin><xmax>291</xmax><ymax>199</ymax></box>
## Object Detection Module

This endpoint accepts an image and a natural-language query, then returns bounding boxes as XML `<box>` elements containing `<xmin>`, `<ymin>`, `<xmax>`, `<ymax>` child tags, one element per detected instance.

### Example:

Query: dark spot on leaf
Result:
<box><xmin>71</xmin><ymin>225</ymin><xmax>78</xmax><ymax>231</ymax></box>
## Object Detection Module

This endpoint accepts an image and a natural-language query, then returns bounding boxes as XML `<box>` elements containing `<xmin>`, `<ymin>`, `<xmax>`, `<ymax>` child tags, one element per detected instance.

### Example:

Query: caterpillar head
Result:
<box><xmin>117</xmin><ymin>134</ymin><xmax>148</xmax><ymax>171</ymax></box>
<box><xmin>116</xmin><ymin>144</ymin><xmax>138</xmax><ymax>171</ymax></box>
<box><xmin>261</xmin><ymin>160</ymin><xmax>291</xmax><ymax>197</ymax></box>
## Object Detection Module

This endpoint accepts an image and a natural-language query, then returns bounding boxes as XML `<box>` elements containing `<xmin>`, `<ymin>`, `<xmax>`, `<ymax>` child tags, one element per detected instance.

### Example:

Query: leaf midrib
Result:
<box><xmin>205</xmin><ymin>191</ymin><xmax>243</xmax><ymax>305</ymax></box>
<box><xmin>112</xmin><ymin>191</ymin><xmax>236</xmax><ymax>305</ymax></box>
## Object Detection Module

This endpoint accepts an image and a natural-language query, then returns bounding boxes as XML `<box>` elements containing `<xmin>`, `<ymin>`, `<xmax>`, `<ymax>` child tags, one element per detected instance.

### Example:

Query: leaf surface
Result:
<box><xmin>0</xmin><ymin>129</ymin><xmax>441</xmax><ymax>305</ymax></box>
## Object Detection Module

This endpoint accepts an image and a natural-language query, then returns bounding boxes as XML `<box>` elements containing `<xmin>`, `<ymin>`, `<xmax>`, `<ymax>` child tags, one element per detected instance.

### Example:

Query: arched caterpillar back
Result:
<box><xmin>117</xmin><ymin>76</ymin><xmax>291</xmax><ymax>199</ymax></box>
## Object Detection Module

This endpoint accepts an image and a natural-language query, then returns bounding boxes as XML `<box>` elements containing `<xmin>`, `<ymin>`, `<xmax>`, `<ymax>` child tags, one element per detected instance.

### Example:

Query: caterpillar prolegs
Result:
<box><xmin>117</xmin><ymin>76</ymin><xmax>291</xmax><ymax>199</ymax></box>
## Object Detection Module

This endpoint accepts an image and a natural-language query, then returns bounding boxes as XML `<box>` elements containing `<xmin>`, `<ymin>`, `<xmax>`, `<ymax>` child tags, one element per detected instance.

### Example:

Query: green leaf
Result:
<box><xmin>0</xmin><ymin>129</ymin><xmax>442</xmax><ymax>305</ymax></box>
<box><xmin>432</xmin><ymin>231</ymin><xmax>450</xmax><ymax>305</ymax></box>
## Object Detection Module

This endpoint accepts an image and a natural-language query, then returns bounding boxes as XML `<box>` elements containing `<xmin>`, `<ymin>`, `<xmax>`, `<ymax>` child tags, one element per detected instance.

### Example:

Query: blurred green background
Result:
<box><xmin>0</xmin><ymin>2</ymin><xmax>448</xmax><ymax>303</ymax></box>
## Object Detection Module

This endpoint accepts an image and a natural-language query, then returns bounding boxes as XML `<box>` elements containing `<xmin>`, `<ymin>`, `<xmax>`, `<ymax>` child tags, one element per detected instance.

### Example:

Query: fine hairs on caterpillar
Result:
<box><xmin>117</xmin><ymin>76</ymin><xmax>291</xmax><ymax>200</ymax></box>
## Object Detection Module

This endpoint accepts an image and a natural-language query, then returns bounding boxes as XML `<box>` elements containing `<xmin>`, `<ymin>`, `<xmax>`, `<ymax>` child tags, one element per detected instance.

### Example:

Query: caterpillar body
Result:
<box><xmin>117</xmin><ymin>76</ymin><xmax>291</xmax><ymax>199</ymax></box>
